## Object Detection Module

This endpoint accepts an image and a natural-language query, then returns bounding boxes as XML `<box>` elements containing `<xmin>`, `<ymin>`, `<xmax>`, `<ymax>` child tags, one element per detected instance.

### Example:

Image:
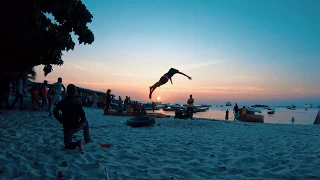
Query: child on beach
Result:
<box><xmin>225</xmin><ymin>109</ymin><xmax>229</xmax><ymax>120</ymax></box>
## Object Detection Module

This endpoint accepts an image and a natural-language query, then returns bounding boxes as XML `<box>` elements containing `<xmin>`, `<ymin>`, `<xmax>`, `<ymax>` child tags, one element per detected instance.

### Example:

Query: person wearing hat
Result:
<box><xmin>49</xmin><ymin>77</ymin><xmax>66</xmax><ymax>116</ymax></box>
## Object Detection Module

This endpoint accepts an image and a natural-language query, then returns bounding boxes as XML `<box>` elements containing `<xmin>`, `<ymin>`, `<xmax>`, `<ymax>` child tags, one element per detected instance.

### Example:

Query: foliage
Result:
<box><xmin>3</xmin><ymin>0</ymin><xmax>94</xmax><ymax>76</ymax></box>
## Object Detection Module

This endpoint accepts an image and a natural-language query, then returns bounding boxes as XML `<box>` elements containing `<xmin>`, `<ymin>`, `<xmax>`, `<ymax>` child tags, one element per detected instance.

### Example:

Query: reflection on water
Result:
<box><xmin>150</xmin><ymin>107</ymin><xmax>319</xmax><ymax>125</ymax></box>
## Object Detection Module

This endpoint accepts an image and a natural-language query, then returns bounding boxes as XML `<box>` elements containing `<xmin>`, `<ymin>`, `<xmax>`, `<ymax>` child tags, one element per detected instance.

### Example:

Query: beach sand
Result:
<box><xmin>1</xmin><ymin>108</ymin><xmax>320</xmax><ymax>179</ymax></box>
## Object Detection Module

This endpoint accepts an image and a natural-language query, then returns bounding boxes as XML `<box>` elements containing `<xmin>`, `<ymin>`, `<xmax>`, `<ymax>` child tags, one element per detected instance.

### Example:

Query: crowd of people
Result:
<box><xmin>103</xmin><ymin>91</ymin><xmax>147</xmax><ymax>116</ymax></box>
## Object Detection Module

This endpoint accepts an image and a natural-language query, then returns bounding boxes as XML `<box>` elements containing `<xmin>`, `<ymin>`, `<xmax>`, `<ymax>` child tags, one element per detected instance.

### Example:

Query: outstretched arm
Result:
<box><xmin>177</xmin><ymin>72</ymin><xmax>192</xmax><ymax>80</ymax></box>
<box><xmin>170</xmin><ymin>77</ymin><xmax>173</xmax><ymax>84</ymax></box>
<box><xmin>62</xmin><ymin>84</ymin><xmax>66</xmax><ymax>93</ymax></box>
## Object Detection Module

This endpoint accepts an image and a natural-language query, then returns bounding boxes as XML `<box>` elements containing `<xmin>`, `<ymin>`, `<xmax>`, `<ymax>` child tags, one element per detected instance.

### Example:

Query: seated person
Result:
<box><xmin>240</xmin><ymin>106</ymin><xmax>247</xmax><ymax>115</ymax></box>
<box><xmin>53</xmin><ymin>84</ymin><xmax>91</xmax><ymax>153</ymax></box>
<box><xmin>117</xmin><ymin>101</ymin><xmax>123</xmax><ymax>113</ymax></box>
<box><xmin>127</xmin><ymin>104</ymin><xmax>134</xmax><ymax>113</ymax></box>
<box><xmin>140</xmin><ymin>104</ymin><xmax>147</xmax><ymax>115</ymax></box>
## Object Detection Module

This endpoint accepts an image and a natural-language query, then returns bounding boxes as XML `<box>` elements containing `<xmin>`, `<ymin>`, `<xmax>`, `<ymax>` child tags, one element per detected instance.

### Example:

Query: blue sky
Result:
<box><xmin>36</xmin><ymin>0</ymin><xmax>320</xmax><ymax>105</ymax></box>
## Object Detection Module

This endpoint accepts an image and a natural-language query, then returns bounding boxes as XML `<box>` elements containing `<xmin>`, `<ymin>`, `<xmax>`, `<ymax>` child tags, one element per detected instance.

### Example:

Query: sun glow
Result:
<box><xmin>157</xmin><ymin>96</ymin><xmax>161</xmax><ymax>101</ymax></box>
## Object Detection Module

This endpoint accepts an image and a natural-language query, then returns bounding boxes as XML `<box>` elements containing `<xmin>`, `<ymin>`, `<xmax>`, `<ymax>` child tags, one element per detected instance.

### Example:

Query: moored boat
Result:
<box><xmin>237</xmin><ymin>114</ymin><xmax>264</xmax><ymax>123</ymax></box>
<box><xmin>267</xmin><ymin>110</ymin><xmax>275</xmax><ymax>114</ymax></box>
<box><xmin>236</xmin><ymin>107</ymin><xmax>264</xmax><ymax>123</ymax></box>
<box><xmin>226</xmin><ymin>102</ymin><xmax>232</xmax><ymax>106</ymax></box>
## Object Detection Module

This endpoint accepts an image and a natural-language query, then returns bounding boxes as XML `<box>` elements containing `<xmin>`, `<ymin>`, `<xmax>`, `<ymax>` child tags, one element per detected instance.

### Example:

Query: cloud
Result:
<box><xmin>110</xmin><ymin>73</ymin><xmax>142</xmax><ymax>77</ymax></box>
<box><xmin>73</xmin><ymin>64</ymin><xmax>88</xmax><ymax>70</ymax></box>
<box><xmin>180</xmin><ymin>60</ymin><xmax>225</xmax><ymax>71</ymax></box>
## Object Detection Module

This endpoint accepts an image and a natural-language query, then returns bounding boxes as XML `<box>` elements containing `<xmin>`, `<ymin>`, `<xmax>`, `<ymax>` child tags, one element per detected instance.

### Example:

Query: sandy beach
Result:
<box><xmin>1</xmin><ymin>108</ymin><xmax>320</xmax><ymax>179</ymax></box>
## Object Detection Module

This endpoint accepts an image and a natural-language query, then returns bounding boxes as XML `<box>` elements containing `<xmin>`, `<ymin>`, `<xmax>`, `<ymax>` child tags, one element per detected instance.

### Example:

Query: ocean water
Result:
<box><xmin>152</xmin><ymin>107</ymin><xmax>319</xmax><ymax>125</ymax></box>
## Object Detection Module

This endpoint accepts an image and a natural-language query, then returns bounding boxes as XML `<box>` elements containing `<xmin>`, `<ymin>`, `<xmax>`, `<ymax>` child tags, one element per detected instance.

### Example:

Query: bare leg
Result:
<box><xmin>149</xmin><ymin>81</ymin><xmax>162</xmax><ymax>99</ymax></box>
<box><xmin>79</xmin><ymin>140</ymin><xmax>84</xmax><ymax>154</ymax></box>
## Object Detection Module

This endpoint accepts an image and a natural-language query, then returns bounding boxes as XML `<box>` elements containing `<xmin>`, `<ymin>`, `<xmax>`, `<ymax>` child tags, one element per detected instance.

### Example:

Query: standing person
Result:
<box><xmin>53</xmin><ymin>84</ymin><xmax>91</xmax><ymax>153</ymax></box>
<box><xmin>149</xmin><ymin>68</ymin><xmax>192</xmax><ymax>99</ymax></box>
<box><xmin>123</xmin><ymin>96</ymin><xmax>129</xmax><ymax>111</ymax></box>
<box><xmin>31</xmin><ymin>85</ymin><xmax>41</xmax><ymax>110</ymax></box>
<box><xmin>186</xmin><ymin>94</ymin><xmax>194</xmax><ymax>119</ymax></box>
<box><xmin>40</xmin><ymin>80</ymin><xmax>49</xmax><ymax>111</ymax></box>
<box><xmin>92</xmin><ymin>92</ymin><xmax>98</xmax><ymax>109</ymax></box>
<box><xmin>49</xmin><ymin>77</ymin><xmax>66</xmax><ymax>116</ymax></box>
<box><xmin>104</xmin><ymin>89</ymin><xmax>111</xmax><ymax>115</ymax></box>
<box><xmin>225</xmin><ymin>109</ymin><xmax>229</xmax><ymax>120</ymax></box>
<box><xmin>10</xmin><ymin>72</ymin><xmax>24</xmax><ymax>110</ymax></box>
<box><xmin>233</xmin><ymin>103</ymin><xmax>239</xmax><ymax>121</ymax></box>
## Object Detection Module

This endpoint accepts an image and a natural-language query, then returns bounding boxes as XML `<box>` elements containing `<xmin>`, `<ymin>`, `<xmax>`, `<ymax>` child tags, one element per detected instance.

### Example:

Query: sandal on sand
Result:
<box><xmin>98</xmin><ymin>143</ymin><xmax>112</xmax><ymax>148</ymax></box>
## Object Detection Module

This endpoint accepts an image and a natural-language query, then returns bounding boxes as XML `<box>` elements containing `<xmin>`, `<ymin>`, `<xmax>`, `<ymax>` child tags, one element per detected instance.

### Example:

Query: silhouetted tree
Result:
<box><xmin>2</xmin><ymin>0</ymin><xmax>94</xmax><ymax>76</ymax></box>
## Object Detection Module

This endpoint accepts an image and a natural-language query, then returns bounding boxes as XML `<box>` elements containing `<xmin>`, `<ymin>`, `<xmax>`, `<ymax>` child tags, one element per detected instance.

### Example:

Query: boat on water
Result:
<box><xmin>267</xmin><ymin>109</ymin><xmax>275</xmax><ymax>114</ymax></box>
<box><xmin>304</xmin><ymin>104</ymin><xmax>313</xmax><ymax>108</ymax></box>
<box><xmin>155</xmin><ymin>103</ymin><xmax>166</xmax><ymax>108</ymax></box>
<box><xmin>287</xmin><ymin>105</ymin><xmax>296</xmax><ymax>110</ymax></box>
<box><xmin>226</xmin><ymin>102</ymin><xmax>232</xmax><ymax>106</ymax></box>
<box><xmin>140</xmin><ymin>102</ymin><xmax>160</xmax><ymax>110</ymax></box>
<box><xmin>236</xmin><ymin>107</ymin><xmax>264</xmax><ymax>123</ymax></box>
<box><xmin>251</xmin><ymin>104</ymin><xmax>268</xmax><ymax>108</ymax></box>
<box><xmin>182</xmin><ymin>104</ymin><xmax>197</xmax><ymax>113</ymax></box>
<box><xmin>201</xmin><ymin>104</ymin><xmax>212</xmax><ymax>107</ymax></box>
<box><xmin>194</xmin><ymin>105</ymin><xmax>207</xmax><ymax>112</ymax></box>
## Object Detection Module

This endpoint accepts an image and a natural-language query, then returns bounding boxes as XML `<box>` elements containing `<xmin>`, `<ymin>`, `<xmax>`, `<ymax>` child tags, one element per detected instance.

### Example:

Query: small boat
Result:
<box><xmin>163</xmin><ymin>107</ymin><xmax>176</xmax><ymax>111</ymax></box>
<box><xmin>237</xmin><ymin>114</ymin><xmax>264</xmax><ymax>123</ymax></box>
<box><xmin>287</xmin><ymin>105</ymin><xmax>296</xmax><ymax>110</ymax></box>
<box><xmin>201</xmin><ymin>104</ymin><xmax>212</xmax><ymax>107</ymax></box>
<box><xmin>236</xmin><ymin>107</ymin><xmax>264</xmax><ymax>123</ymax></box>
<box><xmin>304</xmin><ymin>104</ymin><xmax>313</xmax><ymax>108</ymax></box>
<box><xmin>267</xmin><ymin>110</ymin><xmax>275</xmax><ymax>114</ymax></box>
<box><xmin>196</xmin><ymin>107</ymin><xmax>207</xmax><ymax>112</ymax></box>
<box><xmin>226</xmin><ymin>102</ymin><xmax>232</xmax><ymax>106</ymax></box>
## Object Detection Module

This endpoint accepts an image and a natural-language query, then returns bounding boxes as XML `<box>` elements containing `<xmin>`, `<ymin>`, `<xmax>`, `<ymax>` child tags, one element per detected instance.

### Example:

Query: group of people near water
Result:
<box><xmin>225</xmin><ymin>103</ymin><xmax>248</xmax><ymax>120</ymax></box>
<box><xmin>103</xmin><ymin>90</ymin><xmax>147</xmax><ymax>116</ymax></box>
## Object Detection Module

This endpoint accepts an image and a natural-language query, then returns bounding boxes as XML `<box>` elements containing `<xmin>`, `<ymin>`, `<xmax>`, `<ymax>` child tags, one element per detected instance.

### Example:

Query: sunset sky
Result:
<box><xmin>35</xmin><ymin>0</ymin><xmax>320</xmax><ymax>105</ymax></box>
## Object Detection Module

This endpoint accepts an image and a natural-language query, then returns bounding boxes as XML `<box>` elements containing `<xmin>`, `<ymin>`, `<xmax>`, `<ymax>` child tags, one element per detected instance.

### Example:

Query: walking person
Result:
<box><xmin>49</xmin><ymin>77</ymin><xmax>66</xmax><ymax>116</ymax></box>
<box><xmin>186</xmin><ymin>94</ymin><xmax>194</xmax><ymax>119</ymax></box>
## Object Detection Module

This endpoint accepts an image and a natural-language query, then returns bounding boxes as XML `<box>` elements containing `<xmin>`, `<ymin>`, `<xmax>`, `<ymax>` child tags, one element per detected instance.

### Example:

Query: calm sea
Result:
<box><xmin>152</xmin><ymin>106</ymin><xmax>319</xmax><ymax>125</ymax></box>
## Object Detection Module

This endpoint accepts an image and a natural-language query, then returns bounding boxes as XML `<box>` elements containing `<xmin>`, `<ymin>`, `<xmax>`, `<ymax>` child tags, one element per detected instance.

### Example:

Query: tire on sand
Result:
<box><xmin>126</xmin><ymin>116</ymin><xmax>155</xmax><ymax>128</ymax></box>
